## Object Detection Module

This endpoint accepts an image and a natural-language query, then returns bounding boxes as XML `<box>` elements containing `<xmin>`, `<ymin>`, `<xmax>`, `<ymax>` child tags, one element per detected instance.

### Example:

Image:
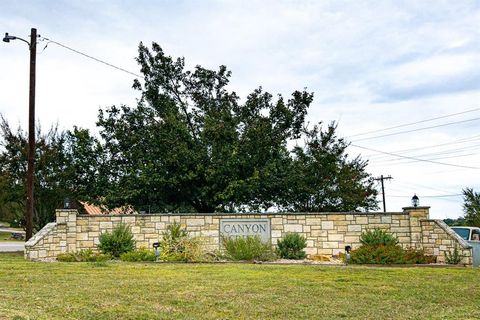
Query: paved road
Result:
<box><xmin>0</xmin><ymin>242</ymin><xmax>24</xmax><ymax>252</ymax></box>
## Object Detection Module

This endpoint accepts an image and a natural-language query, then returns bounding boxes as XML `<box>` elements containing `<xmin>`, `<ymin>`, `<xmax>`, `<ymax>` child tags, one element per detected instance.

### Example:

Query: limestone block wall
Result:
<box><xmin>25</xmin><ymin>206</ymin><xmax>473</xmax><ymax>265</ymax></box>
<box><xmin>421</xmin><ymin>220</ymin><xmax>472</xmax><ymax>265</ymax></box>
<box><xmin>24</xmin><ymin>223</ymin><xmax>66</xmax><ymax>261</ymax></box>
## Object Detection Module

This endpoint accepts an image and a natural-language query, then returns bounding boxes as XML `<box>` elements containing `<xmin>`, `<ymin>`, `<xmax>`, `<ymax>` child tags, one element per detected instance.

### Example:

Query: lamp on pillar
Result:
<box><xmin>64</xmin><ymin>198</ymin><xmax>71</xmax><ymax>209</ymax></box>
<box><xmin>411</xmin><ymin>194</ymin><xmax>419</xmax><ymax>208</ymax></box>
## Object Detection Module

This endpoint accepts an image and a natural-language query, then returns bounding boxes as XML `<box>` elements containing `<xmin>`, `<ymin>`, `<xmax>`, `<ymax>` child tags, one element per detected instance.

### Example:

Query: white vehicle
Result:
<box><xmin>451</xmin><ymin>226</ymin><xmax>480</xmax><ymax>241</ymax></box>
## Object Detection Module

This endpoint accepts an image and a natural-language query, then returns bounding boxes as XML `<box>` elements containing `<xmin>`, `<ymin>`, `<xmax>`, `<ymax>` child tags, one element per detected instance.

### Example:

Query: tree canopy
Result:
<box><xmin>94</xmin><ymin>42</ymin><xmax>377</xmax><ymax>213</ymax></box>
<box><xmin>0</xmin><ymin>43</ymin><xmax>378</xmax><ymax>229</ymax></box>
<box><xmin>463</xmin><ymin>188</ymin><xmax>480</xmax><ymax>227</ymax></box>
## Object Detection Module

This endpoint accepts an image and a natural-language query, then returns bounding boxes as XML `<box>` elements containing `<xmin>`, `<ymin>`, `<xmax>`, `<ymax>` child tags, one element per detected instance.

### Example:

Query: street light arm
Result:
<box><xmin>3</xmin><ymin>32</ymin><xmax>31</xmax><ymax>47</ymax></box>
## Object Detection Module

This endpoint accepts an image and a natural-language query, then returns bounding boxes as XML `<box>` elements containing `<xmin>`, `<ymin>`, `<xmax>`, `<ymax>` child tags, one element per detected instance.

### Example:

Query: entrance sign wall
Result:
<box><xmin>25</xmin><ymin>207</ymin><xmax>473</xmax><ymax>265</ymax></box>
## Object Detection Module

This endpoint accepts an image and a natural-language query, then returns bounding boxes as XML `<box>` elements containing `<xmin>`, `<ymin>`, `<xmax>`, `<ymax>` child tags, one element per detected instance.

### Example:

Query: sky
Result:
<box><xmin>1</xmin><ymin>0</ymin><xmax>480</xmax><ymax>219</ymax></box>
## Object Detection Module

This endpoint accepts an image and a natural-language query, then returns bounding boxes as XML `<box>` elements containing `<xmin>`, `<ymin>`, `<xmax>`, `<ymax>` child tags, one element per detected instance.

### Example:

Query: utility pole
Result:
<box><xmin>26</xmin><ymin>28</ymin><xmax>37</xmax><ymax>241</ymax></box>
<box><xmin>374</xmin><ymin>175</ymin><xmax>392</xmax><ymax>212</ymax></box>
<box><xmin>3</xmin><ymin>28</ymin><xmax>37</xmax><ymax>240</ymax></box>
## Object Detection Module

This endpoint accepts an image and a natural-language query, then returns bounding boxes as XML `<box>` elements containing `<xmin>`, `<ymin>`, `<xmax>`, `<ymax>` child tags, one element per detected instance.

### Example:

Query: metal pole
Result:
<box><xmin>26</xmin><ymin>28</ymin><xmax>37</xmax><ymax>241</ymax></box>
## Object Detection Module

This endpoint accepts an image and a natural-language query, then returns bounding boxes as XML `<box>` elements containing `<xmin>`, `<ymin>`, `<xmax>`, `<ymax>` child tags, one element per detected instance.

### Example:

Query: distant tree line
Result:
<box><xmin>0</xmin><ymin>43</ymin><xmax>379</xmax><ymax>231</ymax></box>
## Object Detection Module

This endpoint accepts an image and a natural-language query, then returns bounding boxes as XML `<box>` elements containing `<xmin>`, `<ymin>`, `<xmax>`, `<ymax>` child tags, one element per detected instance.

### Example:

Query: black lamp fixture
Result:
<box><xmin>411</xmin><ymin>194</ymin><xmax>419</xmax><ymax>207</ymax></box>
<box><xmin>64</xmin><ymin>198</ymin><xmax>71</xmax><ymax>209</ymax></box>
<box><xmin>3</xmin><ymin>32</ymin><xmax>15</xmax><ymax>42</ymax></box>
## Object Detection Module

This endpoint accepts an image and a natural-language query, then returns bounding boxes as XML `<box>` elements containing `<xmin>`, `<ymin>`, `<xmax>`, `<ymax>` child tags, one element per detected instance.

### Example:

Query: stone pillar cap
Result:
<box><xmin>402</xmin><ymin>206</ymin><xmax>430</xmax><ymax>210</ymax></box>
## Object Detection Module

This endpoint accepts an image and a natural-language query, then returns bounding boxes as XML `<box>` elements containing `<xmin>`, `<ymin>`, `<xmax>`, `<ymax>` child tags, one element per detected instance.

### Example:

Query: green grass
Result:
<box><xmin>0</xmin><ymin>232</ymin><xmax>24</xmax><ymax>242</ymax></box>
<box><xmin>0</xmin><ymin>253</ymin><xmax>479</xmax><ymax>319</ymax></box>
<box><xmin>0</xmin><ymin>232</ymin><xmax>15</xmax><ymax>241</ymax></box>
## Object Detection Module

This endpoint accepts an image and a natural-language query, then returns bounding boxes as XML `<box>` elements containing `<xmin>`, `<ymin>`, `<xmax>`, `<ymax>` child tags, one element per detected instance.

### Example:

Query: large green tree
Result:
<box><xmin>463</xmin><ymin>188</ymin><xmax>480</xmax><ymax>227</ymax></box>
<box><xmin>0</xmin><ymin>117</ymin><xmax>70</xmax><ymax>229</ymax></box>
<box><xmin>0</xmin><ymin>117</ymin><xmax>101</xmax><ymax>229</ymax></box>
<box><xmin>95</xmin><ymin>43</ymin><xmax>377</xmax><ymax>213</ymax></box>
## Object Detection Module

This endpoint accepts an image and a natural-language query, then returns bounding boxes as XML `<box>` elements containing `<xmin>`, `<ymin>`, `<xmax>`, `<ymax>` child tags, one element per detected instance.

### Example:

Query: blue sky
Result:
<box><xmin>1</xmin><ymin>0</ymin><xmax>480</xmax><ymax>218</ymax></box>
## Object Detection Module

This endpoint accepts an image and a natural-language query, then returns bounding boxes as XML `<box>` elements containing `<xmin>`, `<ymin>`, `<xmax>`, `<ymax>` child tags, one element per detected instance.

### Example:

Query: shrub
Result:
<box><xmin>445</xmin><ymin>245</ymin><xmax>462</xmax><ymax>265</ymax></box>
<box><xmin>159</xmin><ymin>222</ymin><xmax>203</xmax><ymax>262</ymax></box>
<box><xmin>360</xmin><ymin>229</ymin><xmax>398</xmax><ymax>247</ymax></box>
<box><xmin>403</xmin><ymin>248</ymin><xmax>436</xmax><ymax>264</ymax></box>
<box><xmin>349</xmin><ymin>245</ymin><xmax>405</xmax><ymax>264</ymax></box>
<box><xmin>98</xmin><ymin>223</ymin><xmax>135</xmax><ymax>257</ymax></box>
<box><xmin>349</xmin><ymin>229</ymin><xmax>435</xmax><ymax>264</ymax></box>
<box><xmin>222</xmin><ymin>235</ymin><xmax>276</xmax><ymax>261</ymax></box>
<box><xmin>57</xmin><ymin>249</ymin><xmax>111</xmax><ymax>262</ymax></box>
<box><xmin>120</xmin><ymin>248</ymin><xmax>157</xmax><ymax>262</ymax></box>
<box><xmin>276</xmin><ymin>233</ymin><xmax>307</xmax><ymax>259</ymax></box>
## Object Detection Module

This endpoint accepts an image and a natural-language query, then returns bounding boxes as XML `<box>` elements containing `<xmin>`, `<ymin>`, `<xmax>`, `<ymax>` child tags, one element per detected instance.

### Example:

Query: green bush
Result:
<box><xmin>360</xmin><ymin>228</ymin><xmax>398</xmax><ymax>246</ymax></box>
<box><xmin>120</xmin><ymin>248</ymin><xmax>156</xmax><ymax>262</ymax></box>
<box><xmin>97</xmin><ymin>223</ymin><xmax>135</xmax><ymax>257</ymax></box>
<box><xmin>350</xmin><ymin>245</ymin><xmax>435</xmax><ymax>265</ymax></box>
<box><xmin>350</xmin><ymin>230</ymin><xmax>435</xmax><ymax>265</ymax></box>
<box><xmin>349</xmin><ymin>245</ymin><xmax>404</xmax><ymax>264</ymax></box>
<box><xmin>445</xmin><ymin>245</ymin><xmax>462</xmax><ymax>264</ymax></box>
<box><xmin>276</xmin><ymin>233</ymin><xmax>307</xmax><ymax>259</ymax></box>
<box><xmin>403</xmin><ymin>248</ymin><xmax>437</xmax><ymax>264</ymax></box>
<box><xmin>222</xmin><ymin>235</ymin><xmax>276</xmax><ymax>261</ymax></box>
<box><xmin>57</xmin><ymin>249</ymin><xmax>112</xmax><ymax>262</ymax></box>
<box><xmin>159</xmin><ymin>222</ymin><xmax>203</xmax><ymax>262</ymax></box>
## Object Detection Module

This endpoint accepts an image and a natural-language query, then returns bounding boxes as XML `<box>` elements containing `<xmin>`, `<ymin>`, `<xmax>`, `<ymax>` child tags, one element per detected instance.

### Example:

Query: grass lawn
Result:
<box><xmin>0</xmin><ymin>232</ymin><xmax>24</xmax><ymax>242</ymax></box>
<box><xmin>0</xmin><ymin>232</ymin><xmax>12</xmax><ymax>241</ymax></box>
<box><xmin>0</xmin><ymin>253</ymin><xmax>479</xmax><ymax>319</ymax></box>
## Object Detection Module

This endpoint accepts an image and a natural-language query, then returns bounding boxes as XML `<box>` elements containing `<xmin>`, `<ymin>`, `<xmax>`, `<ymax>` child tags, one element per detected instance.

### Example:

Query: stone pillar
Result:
<box><xmin>56</xmin><ymin>209</ymin><xmax>79</xmax><ymax>253</ymax></box>
<box><xmin>403</xmin><ymin>206</ymin><xmax>430</xmax><ymax>249</ymax></box>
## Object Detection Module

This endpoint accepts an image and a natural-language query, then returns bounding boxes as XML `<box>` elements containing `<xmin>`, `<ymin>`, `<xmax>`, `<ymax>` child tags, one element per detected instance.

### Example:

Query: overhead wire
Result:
<box><xmin>351</xmin><ymin>144</ymin><xmax>480</xmax><ymax>169</ymax></box>
<box><xmin>370</xmin><ymin>145</ymin><xmax>480</xmax><ymax>165</ymax></box>
<box><xmin>347</xmin><ymin>107</ymin><xmax>480</xmax><ymax>138</ymax></box>
<box><xmin>351</xmin><ymin>117</ymin><xmax>480</xmax><ymax>142</ymax></box>
<box><xmin>40</xmin><ymin>36</ymin><xmax>142</xmax><ymax>78</ymax></box>
<box><xmin>388</xmin><ymin>194</ymin><xmax>463</xmax><ymax>198</ymax></box>
<box><xmin>364</xmin><ymin>134</ymin><xmax>480</xmax><ymax>160</ymax></box>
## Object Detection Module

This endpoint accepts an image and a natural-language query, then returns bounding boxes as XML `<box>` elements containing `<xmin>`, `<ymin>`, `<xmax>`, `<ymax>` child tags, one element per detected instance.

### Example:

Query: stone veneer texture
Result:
<box><xmin>25</xmin><ymin>207</ymin><xmax>473</xmax><ymax>265</ymax></box>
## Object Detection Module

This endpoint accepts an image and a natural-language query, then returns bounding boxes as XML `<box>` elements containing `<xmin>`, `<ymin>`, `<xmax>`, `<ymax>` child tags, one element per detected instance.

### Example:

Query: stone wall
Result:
<box><xmin>421</xmin><ymin>220</ymin><xmax>472</xmax><ymax>265</ymax></box>
<box><xmin>25</xmin><ymin>207</ymin><xmax>473</xmax><ymax>265</ymax></box>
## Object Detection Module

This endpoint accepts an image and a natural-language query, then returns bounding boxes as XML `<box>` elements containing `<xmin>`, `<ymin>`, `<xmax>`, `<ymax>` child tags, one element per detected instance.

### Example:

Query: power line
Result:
<box><xmin>371</xmin><ymin>147</ymin><xmax>480</xmax><ymax>165</ymax></box>
<box><xmin>365</xmin><ymin>134</ymin><xmax>480</xmax><ymax>159</ymax></box>
<box><xmin>351</xmin><ymin>144</ymin><xmax>480</xmax><ymax>169</ymax></box>
<box><xmin>40</xmin><ymin>36</ymin><xmax>142</xmax><ymax>78</ymax></box>
<box><xmin>389</xmin><ymin>194</ymin><xmax>463</xmax><ymax>198</ymax></box>
<box><xmin>352</xmin><ymin>117</ymin><xmax>480</xmax><ymax>142</ymax></box>
<box><xmin>348</xmin><ymin>107</ymin><xmax>480</xmax><ymax>138</ymax></box>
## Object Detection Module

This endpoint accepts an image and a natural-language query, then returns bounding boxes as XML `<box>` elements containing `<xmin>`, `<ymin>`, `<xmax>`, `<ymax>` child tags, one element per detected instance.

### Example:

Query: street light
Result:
<box><xmin>3</xmin><ymin>28</ymin><xmax>38</xmax><ymax>241</ymax></box>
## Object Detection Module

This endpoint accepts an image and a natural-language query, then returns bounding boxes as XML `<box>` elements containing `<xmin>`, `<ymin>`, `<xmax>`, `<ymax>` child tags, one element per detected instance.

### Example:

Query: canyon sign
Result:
<box><xmin>220</xmin><ymin>219</ymin><xmax>271</xmax><ymax>242</ymax></box>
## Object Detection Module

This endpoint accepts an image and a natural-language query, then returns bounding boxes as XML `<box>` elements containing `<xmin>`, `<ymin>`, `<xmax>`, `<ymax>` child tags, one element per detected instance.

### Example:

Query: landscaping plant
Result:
<box><xmin>276</xmin><ymin>233</ymin><xmax>307</xmax><ymax>259</ymax></box>
<box><xmin>359</xmin><ymin>228</ymin><xmax>398</xmax><ymax>246</ymax></box>
<box><xmin>445</xmin><ymin>245</ymin><xmax>463</xmax><ymax>265</ymax></box>
<box><xmin>98</xmin><ymin>223</ymin><xmax>135</xmax><ymax>257</ymax></box>
<box><xmin>159</xmin><ymin>222</ymin><xmax>203</xmax><ymax>262</ymax></box>
<box><xmin>222</xmin><ymin>235</ymin><xmax>276</xmax><ymax>261</ymax></box>
<box><xmin>120</xmin><ymin>248</ymin><xmax>157</xmax><ymax>262</ymax></box>
<box><xmin>350</xmin><ymin>229</ymin><xmax>435</xmax><ymax>264</ymax></box>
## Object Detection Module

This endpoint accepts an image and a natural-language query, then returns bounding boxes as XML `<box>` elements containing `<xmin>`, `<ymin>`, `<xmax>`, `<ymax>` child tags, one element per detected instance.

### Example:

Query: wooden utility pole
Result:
<box><xmin>26</xmin><ymin>28</ymin><xmax>37</xmax><ymax>241</ymax></box>
<box><xmin>374</xmin><ymin>175</ymin><xmax>392</xmax><ymax>212</ymax></box>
